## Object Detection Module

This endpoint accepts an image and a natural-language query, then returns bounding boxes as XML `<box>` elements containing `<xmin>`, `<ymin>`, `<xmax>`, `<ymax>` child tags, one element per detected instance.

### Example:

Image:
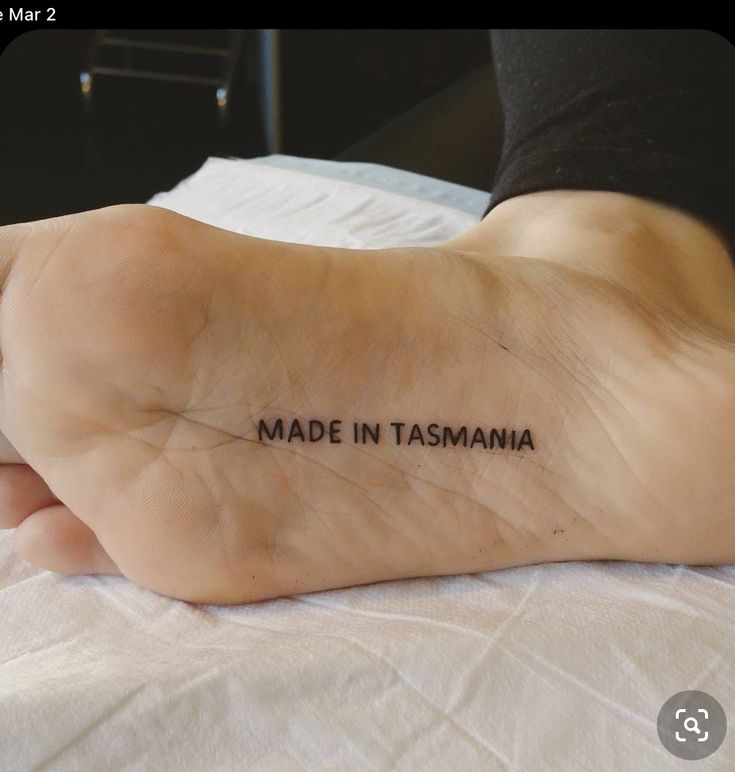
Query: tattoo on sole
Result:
<box><xmin>257</xmin><ymin>417</ymin><xmax>535</xmax><ymax>452</ymax></box>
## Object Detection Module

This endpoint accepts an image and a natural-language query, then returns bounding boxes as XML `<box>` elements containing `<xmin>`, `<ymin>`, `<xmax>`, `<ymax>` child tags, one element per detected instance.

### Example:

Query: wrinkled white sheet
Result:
<box><xmin>1</xmin><ymin>156</ymin><xmax>733</xmax><ymax>771</ymax></box>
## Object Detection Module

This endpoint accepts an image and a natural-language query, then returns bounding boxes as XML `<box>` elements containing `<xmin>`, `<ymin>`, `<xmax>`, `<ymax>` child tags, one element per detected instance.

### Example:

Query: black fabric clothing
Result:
<box><xmin>485</xmin><ymin>30</ymin><xmax>735</xmax><ymax>253</ymax></box>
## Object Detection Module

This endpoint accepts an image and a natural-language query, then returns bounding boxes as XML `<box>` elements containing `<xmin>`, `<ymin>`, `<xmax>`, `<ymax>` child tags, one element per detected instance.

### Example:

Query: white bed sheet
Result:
<box><xmin>1</xmin><ymin>156</ymin><xmax>733</xmax><ymax>772</ymax></box>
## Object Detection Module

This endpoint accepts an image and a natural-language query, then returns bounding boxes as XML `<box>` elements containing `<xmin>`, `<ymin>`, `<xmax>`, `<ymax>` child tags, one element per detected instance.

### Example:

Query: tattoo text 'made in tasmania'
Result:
<box><xmin>257</xmin><ymin>418</ymin><xmax>535</xmax><ymax>451</ymax></box>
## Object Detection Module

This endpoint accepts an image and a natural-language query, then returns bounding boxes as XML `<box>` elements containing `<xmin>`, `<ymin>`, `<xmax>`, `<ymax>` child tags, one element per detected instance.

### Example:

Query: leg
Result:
<box><xmin>483</xmin><ymin>29</ymin><xmax>735</xmax><ymax>256</ymax></box>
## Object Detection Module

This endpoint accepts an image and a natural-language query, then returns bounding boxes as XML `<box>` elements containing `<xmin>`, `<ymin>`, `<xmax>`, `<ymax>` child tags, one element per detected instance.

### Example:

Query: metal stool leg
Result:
<box><xmin>257</xmin><ymin>29</ymin><xmax>283</xmax><ymax>154</ymax></box>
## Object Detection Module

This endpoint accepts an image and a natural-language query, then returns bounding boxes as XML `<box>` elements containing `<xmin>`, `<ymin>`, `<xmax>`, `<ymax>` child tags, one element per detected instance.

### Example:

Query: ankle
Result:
<box><xmin>449</xmin><ymin>190</ymin><xmax>735</xmax><ymax>339</ymax></box>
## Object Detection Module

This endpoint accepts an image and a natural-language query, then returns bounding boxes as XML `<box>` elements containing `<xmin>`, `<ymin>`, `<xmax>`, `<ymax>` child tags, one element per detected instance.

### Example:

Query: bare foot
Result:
<box><xmin>0</xmin><ymin>196</ymin><xmax>733</xmax><ymax>603</ymax></box>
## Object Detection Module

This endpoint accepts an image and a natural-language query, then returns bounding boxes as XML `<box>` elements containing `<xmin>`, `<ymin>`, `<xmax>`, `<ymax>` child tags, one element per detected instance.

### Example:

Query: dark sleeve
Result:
<box><xmin>485</xmin><ymin>29</ymin><xmax>735</xmax><ymax>252</ymax></box>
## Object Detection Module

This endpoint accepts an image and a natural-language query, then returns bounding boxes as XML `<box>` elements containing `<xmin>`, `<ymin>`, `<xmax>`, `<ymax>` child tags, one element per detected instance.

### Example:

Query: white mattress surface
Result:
<box><xmin>1</xmin><ymin>156</ymin><xmax>733</xmax><ymax>771</ymax></box>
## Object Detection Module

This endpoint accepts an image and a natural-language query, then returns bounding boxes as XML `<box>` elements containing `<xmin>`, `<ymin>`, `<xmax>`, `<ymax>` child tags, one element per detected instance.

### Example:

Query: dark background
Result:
<box><xmin>0</xmin><ymin>29</ymin><xmax>492</xmax><ymax>225</ymax></box>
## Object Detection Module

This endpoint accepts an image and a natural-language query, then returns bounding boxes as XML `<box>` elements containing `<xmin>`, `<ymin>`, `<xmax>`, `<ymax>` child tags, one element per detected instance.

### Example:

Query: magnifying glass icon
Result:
<box><xmin>684</xmin><ymin>717</ymin><xmax>701</xmax><ymax>734</ymax></box>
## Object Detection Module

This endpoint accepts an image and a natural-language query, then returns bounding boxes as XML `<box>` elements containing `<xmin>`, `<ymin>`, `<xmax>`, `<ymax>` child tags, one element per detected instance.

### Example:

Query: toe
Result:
<box><xmin>0</xmin><ymin>431</ymin><xmax>25</xmax><ymax>464</ymax></box>
<box><xmin>13</xmin><ymin>505</ymin><xmax>122</xmax><ymax>576</ymax></box>
<box><xmin>0</xmin><ymin>464</ymin><xmax>57</xmax><ymax>528</ymax></box>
